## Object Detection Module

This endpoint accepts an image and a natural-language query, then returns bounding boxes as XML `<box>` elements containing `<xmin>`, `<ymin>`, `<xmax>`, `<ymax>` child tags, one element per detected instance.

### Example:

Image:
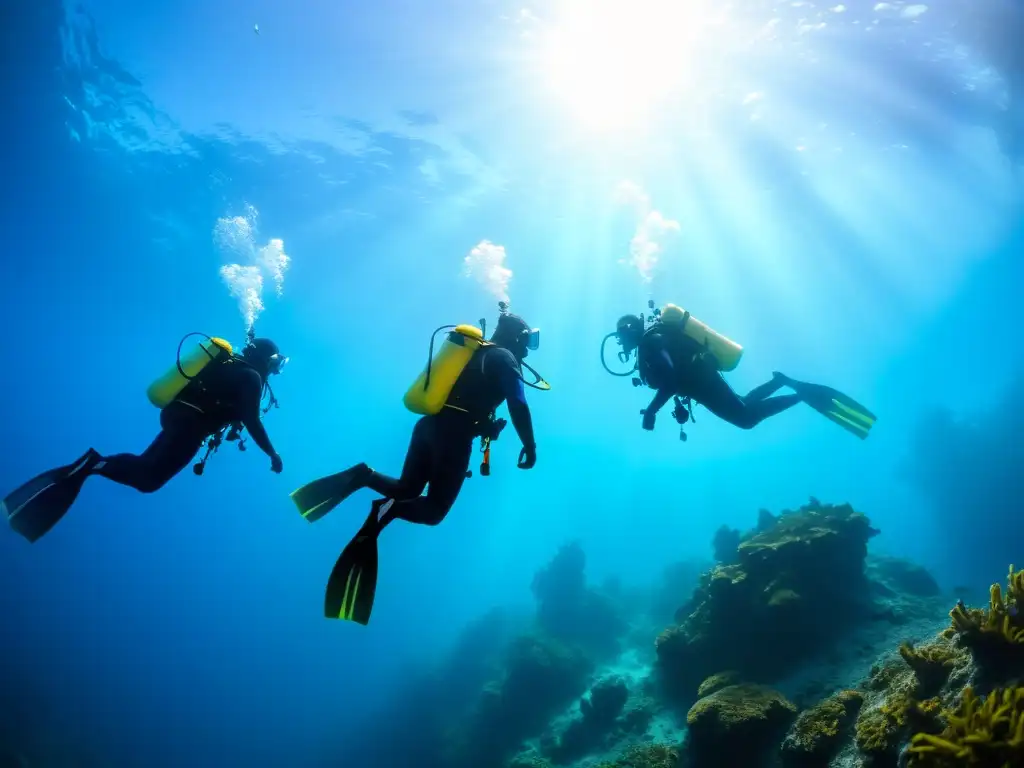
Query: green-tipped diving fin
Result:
<box><xmin>786</xmin><ymin>378</ymin><xmax>876</xmax><ymax>439</ymax></box>
<box><xmin>290</xmin><ymin>464</ymin><xmax>370</xmax><ymax>523</ymax></box>
<box><xmin>324</xmin><ymin>499</ymin><xmax>393</xmax><ymax>625</ymax></box>
<box><xmin>2</xmin><ymin>449</ymin><xmax>101</xmax><ymax>542</ymax></box>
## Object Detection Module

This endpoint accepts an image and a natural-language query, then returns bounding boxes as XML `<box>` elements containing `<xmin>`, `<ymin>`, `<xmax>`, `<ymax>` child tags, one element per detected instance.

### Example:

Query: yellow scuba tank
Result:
<box><xmin>403</xmin><ymin>325</ymin><xmax>485</xmax><ymax>415</ymax></box>
<box><xmin>147</xmin><ymin>336</ymin><xmax>234</xmax><ymax>408</ymax></box>
<box><xmin>660</xmin><ymin>303</ymin><xmax>743</xmax><ymax>372</ymax></box>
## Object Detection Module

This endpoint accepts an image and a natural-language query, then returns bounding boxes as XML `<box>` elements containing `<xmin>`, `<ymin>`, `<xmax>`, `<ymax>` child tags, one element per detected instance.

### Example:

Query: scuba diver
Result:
<box><xmin>290</xmin><ymin>303</ymin><xmax>549</xmax><ymax>625</ymax></box>
<box><xmin>1</xmin><ymin>332</ymin><xmax>286</xmax><ymax>543</ymax></box>
<box><xmin>603</xmin><ymin>302</ymin><xmax>875</xmax><ymax>441</ymax></box>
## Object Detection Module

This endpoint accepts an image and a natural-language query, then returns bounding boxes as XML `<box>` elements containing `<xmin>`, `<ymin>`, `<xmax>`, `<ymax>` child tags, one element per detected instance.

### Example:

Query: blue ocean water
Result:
<box><xmin>1</xmin><ymin>0</ymin><xmax>1022</xmax><ymax>766</ymax></box>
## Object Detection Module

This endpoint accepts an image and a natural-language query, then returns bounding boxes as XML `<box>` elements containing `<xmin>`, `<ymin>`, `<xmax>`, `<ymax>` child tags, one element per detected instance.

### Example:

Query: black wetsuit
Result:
<box><xmin>363</xmin><ymin>345</ymin><xmax>535</xmax><ymax>526</ymax></box>
<box><xmin>638</xmin><ymin>328</ymin><xmax>800</xmax><ymax>430</ymax></box>
<box><xmin>94</xmin><ymin>359</ymin><xmax>277</xmax><ymax>492</ymax></box>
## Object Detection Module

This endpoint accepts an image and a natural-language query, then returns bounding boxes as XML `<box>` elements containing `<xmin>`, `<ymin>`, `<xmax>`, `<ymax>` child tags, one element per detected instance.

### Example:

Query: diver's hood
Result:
<box><xmin>494</xmin><ymin>313</ymin><xmax>540</xmax><ymax>352</ymax></box>
<box><xmin>246</xmin><ymin>338</ymin><xmax>288</xmax><ymax>375</ymax></box>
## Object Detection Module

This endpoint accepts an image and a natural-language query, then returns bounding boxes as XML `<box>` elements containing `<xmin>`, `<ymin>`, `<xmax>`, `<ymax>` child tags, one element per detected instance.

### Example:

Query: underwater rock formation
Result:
<box><xmin>548</xmin><ymin>676</ymin><xmax>630</xmax><ymax>762</ymax></box>
<box><xmin>686</xmin><ymin>684</ymin><xmax>797</xmax><ymax>767</ymax></box>
<box><xmin>868</xmin><ymin>556</ymin><xmax>941</xmax><ymax>599</ymax></box>
<box><xmin>346</xmin><ymin>502</ymin><xmax>972</xmax><ymax>768</ymax></box>
<box><xmin>696</xmin><ymin>671</ymin><xmax>740</xmax><ymax>698</ymax></box>
<box><xmin>656</xmin><ymin>500</ymin><xmax>880</xmax><ymax>702</ymax></box>
<box><xmin>780</xmin><ymin>689</ymin><xmax>863</xmax><ymax>767</ymax></box>
<box><xmin>711</xmin><ymin>525</ymin><xmax>741</xmax><ymax>565</ymax></box>
<box><xmin>533</xmin><ymin>541</ymin><xmax>628</xmax><ymax>660</ymax></box>
<box><xmin>589</xmin><ymin>743</ymin><xmax>678</xmax><ymax>768</ymax></box>
<box><xmin>454</xmin><ymin>632</ymin><xmax>595</xmax><ymax>768</ymax></box>
<box><xmin>650</xmin><ymin>559</ymin><xmax>709</xmax><ymax>625</ymax></box>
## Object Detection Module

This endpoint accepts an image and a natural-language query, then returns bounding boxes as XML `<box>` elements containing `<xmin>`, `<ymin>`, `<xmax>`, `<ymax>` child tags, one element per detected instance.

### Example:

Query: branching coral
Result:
<box><xmin>909</xmin><ymin>686</ymin><xmax>1024</xmax><ymax>766</ymax></box>
<box><xmin>899</xmin><ymin>641</ymin><xmax>959</xmax><ymax>696</ymax></box>
<box><xmin>948</xmin><ymin>565</ymin><xmax>1024</xmax><ymax>656</ymax></box>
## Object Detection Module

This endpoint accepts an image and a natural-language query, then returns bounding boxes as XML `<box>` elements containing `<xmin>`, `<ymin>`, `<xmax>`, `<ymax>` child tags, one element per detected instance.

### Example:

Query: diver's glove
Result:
<box><xmin>641</xmin><ymin>409</ymin><xmax>656</xmax><ymax>431</ymax></box>
<box><xmin>270</xmin><ymin>453</ymin><xmax>284</xmax><ymax>474</ymax></box>
<box><xmin>518</xmin><ymin>444</ymin><xmax>537</xmax><ymax>470</ymax></box>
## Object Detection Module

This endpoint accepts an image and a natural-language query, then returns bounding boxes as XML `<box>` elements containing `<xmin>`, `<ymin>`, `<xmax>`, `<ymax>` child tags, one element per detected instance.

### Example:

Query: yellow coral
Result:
<box><xmin>948</xmin><ymin>565</ymin><xmax>1024</xmax><ymax>649</ymax></box>
<box><xmin>899</xmin><ymin>642</ymin><xmax>956</xmax><ymax>670</ymax></box>
<box><xmin>856</xmin><ymin>706</ymin><xmax>896</xmax><ymax>754</ymax></box>
<box><xmin>783</xmin><ymin>690</ymin><xmax>863</xmax><ymax>758</ymax></box>
<box><xmin>856</xmin><ymin>688</ymin><xmax>919</xmax><ymax>755</ymax></box>
<box><xmin>898</xmin><ymin>641</ymin><xmax>960</xmax><ymax>696</ymax></box>
<box><xmin>909</xmin><ymin>686</ymin><xmax>1024</xmax><ymax>766</ymax></box>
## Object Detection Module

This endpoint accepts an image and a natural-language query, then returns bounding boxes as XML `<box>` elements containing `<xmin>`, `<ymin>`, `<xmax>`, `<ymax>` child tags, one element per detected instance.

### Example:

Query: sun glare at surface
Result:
<box><xmin>541</xmin><ymin>0</ymin><xmax>726</xmax><ymax>132</ymax></box>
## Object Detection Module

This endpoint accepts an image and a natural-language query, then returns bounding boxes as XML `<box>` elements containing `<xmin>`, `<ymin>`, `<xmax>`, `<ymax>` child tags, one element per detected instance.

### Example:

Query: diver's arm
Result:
<box><xmin>495</xmin><ymin>351</ymin><xmax>536</xmax><ymax>449</ymax></box>
<box><xmin>245</xmin><ymin>415</ymin><xmax>277</xmax><ymax>459</ymax></box>
<box><xmin>639</xmin><ymin>331</ymin><xmax>676</xmax><ymax>428</ymax></box>
<box><xmin>239</xmin><ymin>370</ymin><xmax>278</xmax><ymax>459</ymax></box>
<box><xmin>645</xmin><ymin>388</ymin><xmax>674</xmax><ymax>417</ymax></box>
<box><xmin>507</xmin><ymin>398</ymin><xmax>536</xmax><ymax>450</ymax></box>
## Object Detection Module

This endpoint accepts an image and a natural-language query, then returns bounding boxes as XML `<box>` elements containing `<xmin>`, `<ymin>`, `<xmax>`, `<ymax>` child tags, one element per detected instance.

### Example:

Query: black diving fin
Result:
<box><xmin>290</xmin><ymin>463</ymin><xmax>371</xmax><ymax>523</ymax></box>
<box><xmin>324</xmin><ymin>498</ymin><xmax>394</xmax><ymax>625</ymax></box>
<box><xmin>2</xmin><ymin>449</ymin><xmax>102</xmax><ymax>543</ymax></box>
<box><xmin>782</xmin><ymin>376</ymin><xmax>877</xmax><ymax>439</ymax></box>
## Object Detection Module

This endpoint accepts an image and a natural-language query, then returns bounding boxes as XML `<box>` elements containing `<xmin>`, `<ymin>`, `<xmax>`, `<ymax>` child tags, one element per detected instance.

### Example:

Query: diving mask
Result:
<box><xmin>267</xmin><ymin>353</ymin><xmax>289</xmax><ymax>376</ymax></box>
<box><xmin>526</xmin><ymin>328</ymin><xmax>540</xmax><ymax>351</ymax></box>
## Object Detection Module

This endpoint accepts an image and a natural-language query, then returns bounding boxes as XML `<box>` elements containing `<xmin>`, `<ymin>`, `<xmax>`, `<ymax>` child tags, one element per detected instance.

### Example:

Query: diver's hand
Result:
<box><xmin>641</xmin><ymin>409</ymin><xmax>656</xmax><ymax>431</ymax></box>
<box><xmin>270</xmin><ymin>453</ymin><xmax>283</xmax><ymax>474</ymax></box>
<box><xmin>518</xmin><ymin>444</ymin><xmax>537</xmax><ymax>470</ymax></box>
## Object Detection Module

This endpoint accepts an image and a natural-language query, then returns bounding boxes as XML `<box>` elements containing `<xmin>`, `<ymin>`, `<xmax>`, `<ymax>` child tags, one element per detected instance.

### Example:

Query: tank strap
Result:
<box><xmin>176</xmin><ymin>400</ymin><xmax>206</xmax><ymax>415</ymax></box>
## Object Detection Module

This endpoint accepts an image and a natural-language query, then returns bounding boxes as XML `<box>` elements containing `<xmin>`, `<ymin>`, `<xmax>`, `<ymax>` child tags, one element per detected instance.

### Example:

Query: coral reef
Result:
<box><xmin>656</xmin><ymin>500</ymin><xmax>879</xmax><ymax>702</ymax></box>
<box><xmin>343</xmin><ymin>500</ymin><xmax>968</xmax><ymax>768</ymax></box>
<box><xmin>898</xmin><ymin>641</ymin><xmax>959</xmax><ymax>697</ymax></box>
<box><xmin>852</xmin><ymin>637</ymin><xmax>964</xmax><ymax>762</ymax></box>
<box><xmin>947</xmin><ymin>565</ymin><xmax>1024</xmax><ymax>674</ymax></box>
<box><xmin>595</xmin><ymin>743</ymin><xmax>679</xmax><ymax>768</ymax></box>
<box><xmin>686</xmin><ymin>684</ymin><xmax>797</xmax><ymax>767</ymax></box>
<box><xmin>696</xmin><ymin>671</ymin><xmax>739</xmax><ymax>698</ymax></box>
<box><xmin>909</xmin><ymin>686</ymin><xmax>1024</xmax><ymax>766</ymax></box>
<box><xmin>780</xmin><ymin>689</ymin><xmax>863</xmax><ymax>767</ymax></box>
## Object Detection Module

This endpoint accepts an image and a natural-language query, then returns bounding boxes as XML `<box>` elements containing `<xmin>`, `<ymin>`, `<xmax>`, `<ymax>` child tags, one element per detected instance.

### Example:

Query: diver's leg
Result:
<box><xmin>743</xmin><ymin>372</ymin><xmax>787</xmax><ymax>402</ymax></box>
<box><xmin>692</xmin><ymin>370</ymin><xmax>801</xmax><ymax>430</ymax></box>
<box><xmin>94</xmin><ymin>409</ymin><xmax>208</xmax><ymax>493</ymax></box>
<box><xmin>383</xmin><ymin>433</ymin><xmax>473</xmax><ymax>526</ymax></box>
<box><xmin>363</xmin><ymin>417</ymin><xmax>434</xmax><ymax>500</ymax></box>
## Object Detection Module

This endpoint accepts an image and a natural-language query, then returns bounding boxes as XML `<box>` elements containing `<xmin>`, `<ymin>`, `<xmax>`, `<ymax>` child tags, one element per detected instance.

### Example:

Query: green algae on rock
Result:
<box><xmin>686</xmin><ymin>684</ymin><xmax>797</xmax><ymax>767</ymax></box>
<box><xmin>656</xmin><ymin>500</ymin><xmax>879</xmax><ymax>702</ymax></box>
<box><xmin>781</xmin><ymin>689</ymin><xmax>864</xmax><ymax>767</ymax></box>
